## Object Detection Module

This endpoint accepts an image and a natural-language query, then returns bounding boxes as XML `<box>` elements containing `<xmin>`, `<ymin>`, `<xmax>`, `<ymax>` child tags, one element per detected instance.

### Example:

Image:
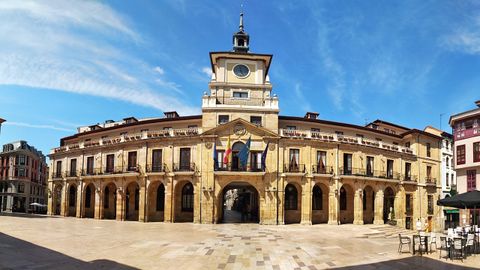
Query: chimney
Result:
<box><xmin>475</xmin><ymin>100</ymin><xmax>480</xmax><ymax>108</ymax></box>
<box><xmin>304</xmin><ymin>112</ymin><xmax>319</xmax><ymax>120</ymax></box>
<box><xmin>164</xmin><ymin>111</ymin><xmax>180</xmax><ymax>118</ymax></box>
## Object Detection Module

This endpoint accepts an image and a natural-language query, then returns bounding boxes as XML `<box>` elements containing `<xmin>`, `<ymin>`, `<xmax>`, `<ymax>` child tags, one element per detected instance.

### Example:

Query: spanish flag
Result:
<box><xmin>223</xmin><ymin>137</ymin><xmax>232</xmax><ymax>165</ymax></box>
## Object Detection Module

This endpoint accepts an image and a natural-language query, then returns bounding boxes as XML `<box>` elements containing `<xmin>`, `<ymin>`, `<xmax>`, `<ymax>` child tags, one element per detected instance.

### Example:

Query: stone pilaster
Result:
<box><xmin>373</xmin><ymin>189</ymin><xmax>384</xmax><ymax>225</ymax></box>
<box><xmin>138</xmin><ymin>177</ymin><xmax>146</xmax><ymax>222</ymax></box>
<box><xmin>94</xmin><ymin>185</ymin><xmax>101</xmax><ymax>219</ymax></box>
<box><xmin>76</xmin><ymin>181</ymin><xmax>82</xmax><ymax>218</ymax></box>
<box><xmin>116</xmin><ymin>188</ymin><xmax>125</xmax><ymax>221</ymax></box>
<box><xmin>353</xmin><ymin>188</ymin><xmax>364</xmax><ymax>225</ymax></box>
<box><xmin>163</xmin><ymin>174</ymin><xmax>174</xmax><ymax>222</ymax></box>
<box><xmin>60</xmin><ymin>181</ymin><xmax>67</xmax><ymax>216</ymax></box>
<box><xmin>47</xmin><ymin>181</ymin><xmax>53</xmax><ymax>215</ymax></box>
<box><xmin>301</xmin><ymin>176</ymin><xmax>313</xmax><ymax>225</ymax></box>
<box><xmin>328</xmin><ymin>178</ymin><xmax>339</xmax><ymax>225</ymax></box>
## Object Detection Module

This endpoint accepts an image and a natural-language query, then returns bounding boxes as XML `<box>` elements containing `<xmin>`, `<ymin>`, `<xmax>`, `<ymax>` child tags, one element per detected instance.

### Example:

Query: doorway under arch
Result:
<box><xmin>384</xmin><ymin>187</ymin><xmax>395</xmax><ymax>223</ymax></box>
<box><xmin>285</xmin><ymin>183</ymin><xmax>301</xmax><ymax>224</ymax></box>
<box><xmin>67</xmin><ymin>184</ymin><xmax>77</xmax><ymax>217</ymax></box>
<box><xmin>103</xmin><ymin>182</ymin><xmax>117</xmax><ymax>219</ymax></box>
<box><xmin>312</xmin><ymin>183</ymin><xmax>329</xmax><ymax>224</ymax></box>
<box><xmin>125</xmin><ymin>182</ymin><xmax>139</xmax><ymax>221</ymax></box>
<box><xmin>363</xmin><ymin>185</ymin><xmax>375</xmax><ymax>224</ymax></box>
<box><xmin>220</xmin><ymin>182</ymin><xmax>259</xmax><ymax>223</ymax></box>
<box><xmin>339</xmin><ymin>184</ymin><xmax>354</xmax><ymax>224</ymax></box>
<box><xmin>53</xmin><ymin>184</ymin><xmax>63</xmax><ymax>216</ymax></box>
<box><xmin>83</xmin><ymin>183</ymin><xmax>96</xmax><ymax>218</ymax></box>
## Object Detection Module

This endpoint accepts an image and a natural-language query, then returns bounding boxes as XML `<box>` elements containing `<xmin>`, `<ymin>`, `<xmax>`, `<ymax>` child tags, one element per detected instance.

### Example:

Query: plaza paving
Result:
<box><xmin>0</xmin><ymin>214</ymin><xmax>479</xmax><ymax>270</ymax></box>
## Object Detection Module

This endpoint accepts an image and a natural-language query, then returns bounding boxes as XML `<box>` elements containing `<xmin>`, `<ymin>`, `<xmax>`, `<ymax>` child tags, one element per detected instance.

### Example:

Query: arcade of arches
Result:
<box><xmin>49</xmin><ymin>176</ymin><xmax>421</xmax><ymax>228</ymax></box>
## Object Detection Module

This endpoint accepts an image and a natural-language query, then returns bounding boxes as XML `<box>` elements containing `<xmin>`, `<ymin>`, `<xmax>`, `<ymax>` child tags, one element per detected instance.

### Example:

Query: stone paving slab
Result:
<box><xmin>0</xmin><ymin>214</ymin><xmax>479</xmax><ymax>270</ymax></box>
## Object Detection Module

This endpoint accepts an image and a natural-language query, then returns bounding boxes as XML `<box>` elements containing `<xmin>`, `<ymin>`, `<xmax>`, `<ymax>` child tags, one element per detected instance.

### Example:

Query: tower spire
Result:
<box><xmin>232</xmin><ymin>10</ymin><xmax>250</xmax><ymax>53</ymax></box>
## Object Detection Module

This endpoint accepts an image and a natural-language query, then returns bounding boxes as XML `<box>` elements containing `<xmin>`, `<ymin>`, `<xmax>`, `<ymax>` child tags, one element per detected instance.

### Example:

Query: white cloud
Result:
<box><xmin>0</xmin><ymin>0</ymin><xmax>198</xmax><ymax>115</ymax></box>
<box><xmin>293</xmin><ymin>83</ymin><xmax>312</xmax><ymax>112</ymax></box>
<box><xmin>154</xmin><ymin>66</ymin><xmax>165</xmax><ymax>75</ymax></box>
<box><xmin>5</xmin><ymin>122</ymin><xmax>74</xmax><ymax>132</ymax></box>
<box><xmin>201</xmin><ymin>67</ymin><xmax>212</xmax><ymax>78</ymax></box>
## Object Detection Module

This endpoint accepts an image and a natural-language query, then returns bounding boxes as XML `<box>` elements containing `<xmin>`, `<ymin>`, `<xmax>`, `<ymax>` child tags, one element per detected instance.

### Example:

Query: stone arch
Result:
<box><xmin>83</xmin><ymin>183</ymin><xmax>96</xmax><ymax>218</ymax></box>
<box><xmin>363</xmin><ymin>185</ymin><xmax>375</xmax><ymax>224</ymax></box>
<box><xmin>219</xmin><ymin>181</ymin><xmax>260</xmax><ymax>223</ymax></box>
<box><xmin>284</xmin><ymin>182</ymin><xmax>301</xmax><ymax>224</ymax></box>
<box><xmin>125</xmin><ymin>181</ymin><xmax>140</xmax><ymax>221</ymax></box>
<box><xmin>339</xmin><ymin>183</ymin><xmax>354</xmax><ymax>224</ymax></box>
<box><xmin>312</xmin><ymin>182</ymin><xmax>329</xmax><ymax>224</ymax></box>
<box><xmin>52</xmin><ymin>183</ymin><xmax>63</xmax><ymax>216</ymax></box>
<box><xmin>148</xmin><ymin>180</ymin><xmax>166</xmax><ymax>222</ymax></box>
<box><xmin>174</xmin><ymin>180</ymin><xmax>194</xmax><ymax>222</ymax></box>
<box><xmin>103</xmin><ymin>182</ymin><xmax>117</xmax><ymax>220</ymax></box>
<box><xmin>383</xmin><ymin>186</ymin><xmax>395</xmax><ymax>223</ymax></box>
<box><xmin>67</xmin><ymin>183</ymin><xmax>77</xmax><ymax>217</ymax></box>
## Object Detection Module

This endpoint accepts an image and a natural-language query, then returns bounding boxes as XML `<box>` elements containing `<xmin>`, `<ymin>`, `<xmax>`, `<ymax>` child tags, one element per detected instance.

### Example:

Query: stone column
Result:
<box><xmin>193</xmin><ymin>176</ymin><xmax>201</xmax><ymax>224</ymax></box>
<box><xmin>278</xmin><ymin>175</ymin><xmax>286</xmax><ymax>225</ymax></box>
<box><xmin>76</xmin><ymin>181</ymin><xmax>82</xmax><ymax>218</ymax></box>
<box><xmin>374</xmin><ymin>189</ymin><xmax>384</xmax><ymax>225</ymax></box>
<box><xmin>163</xmin><ymin>174</ymin><xmax>174</xmax><ymax>222</ymax></box>
<box><xmin>115</xmin><ymin>187</ymin><xmax>125</xmax><ymax>221</ymax></box>
<box><xmin>353</xmin><ymin>188</ymin><xmax>364</xmax><ymax>225</ymax></box>
<box><xmin>301</xmin><ymin>176</ymin><xmax>313</xmax><ymax>225</ymax></box>
<box><xmin>47</xmin><ymin>181</ymin><xmax>53</xmax><ymax>215</ymax></box>
<box><xmin>94</xmin><ymin>185</ymin><xmax>101</xmax><ymax>219</ymax></box>
<box><xmin>139</xmin><ymin>177</ymin><xmax>146</xmax><ymax>222</ymax></box>
<box><xmin>328</xmin><ymin>178</ymin><xmax>339</xmax><ymax>225</ymax></box>
<box><xmin>60</xmin><ymin>181</ymin><xmax>68</xmax><ymax>216</ymax></box>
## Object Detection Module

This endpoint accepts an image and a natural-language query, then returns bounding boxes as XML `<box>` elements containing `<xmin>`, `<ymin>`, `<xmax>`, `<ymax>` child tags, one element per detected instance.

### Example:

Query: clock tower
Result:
<box><xmin>201</xmin><ymin>12</ymin><xmax>279</xmax><ymax>132</ymax></box>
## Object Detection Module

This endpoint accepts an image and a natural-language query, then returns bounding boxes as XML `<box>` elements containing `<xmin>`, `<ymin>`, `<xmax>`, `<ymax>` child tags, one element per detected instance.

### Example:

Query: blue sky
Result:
<box><xmin>1</xmin><ymin>0</ymin><xmax>479</xmax><ymax>157</ymax></box>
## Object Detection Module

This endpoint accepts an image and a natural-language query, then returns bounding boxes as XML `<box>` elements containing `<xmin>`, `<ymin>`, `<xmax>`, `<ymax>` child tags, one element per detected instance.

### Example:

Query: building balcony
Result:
<box><xmin>146</xmin><ymin>164</ymin><xmax>166</xmax><ymax>173</ymax></box>
<box><xmin>173</xmin><ymin>162</ymin><xmax>196</xmax><ymax>172</ymax></box>
<box><xmin>214</xmin><ymin>162</ymin><xmax>264</xmax><ymax>173</ymax></box>
<box><xmin>52</xmin><ymin>172</ymin><xmax>63</xmax><ymax>179</ymax></box>
<box><xmin>402</xmin><ymin>175</ymin><xmax>418</xmax><ymax>182</ymax></box>
<box><xmin>284</xmin><ymin>163</ymin><xmax>306</xmax><ymax>173</ymax></box>
<box><xmin>426</xmin><ymin>177</ymin><xmax>437</xmax><ymax>185</ymax></box>
<box><xmin>279</xmin><ymin>129</ymin><xmax>414</xmax><ymax>155</ymax></box>
<box><xmin>81</xmin><ymin>166</ymin><xmax>140</xmax><ymax>177</ymax></box>
<box><xmin>339</xmin><ymin>167</ymin><xmax>401</xmax><ymax>180</ymax></box>
<box><xmin>202</xmin><ymin>95</ymin><xmax>279</xmax><ymax>110</ymax></box>
<box><xmin>65</xmin><ymin>170</ymin><xmax>79</xmax><ymax>178</ymax></box>
<box><xmin>311</xmin><ymin>165</ymin><xmax>333</xmax><ymax>175</ymax></box>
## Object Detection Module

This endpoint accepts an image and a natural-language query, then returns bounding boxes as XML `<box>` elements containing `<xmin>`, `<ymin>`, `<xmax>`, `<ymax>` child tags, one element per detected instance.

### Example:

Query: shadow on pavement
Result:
<box><xmin>0</xmin><ymin>212</ymin><xmax>56</xmax><ymax>218</ymax></box>
<box><xmin>332</xmin><ymin>256</ymin><xmax>477</xmax><ymax>270</ymax></box>
<box><xmin>0</xmin><ymin>233</ymin><xmax>138</xmax><ymax>270</ymax></box>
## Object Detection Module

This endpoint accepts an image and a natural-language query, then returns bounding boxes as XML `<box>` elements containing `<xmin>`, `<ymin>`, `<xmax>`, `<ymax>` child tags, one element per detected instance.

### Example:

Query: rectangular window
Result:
<box><xmin>286</xmin><ymin>125</ymin><xmax>296</xmax><ymax>130</ymax></box>
<box><xmin>18</xmin><ymin>183</ymin><xmax>25</xmax><ymax>193</ymax></box>
<box><xmin>86</xmin><ymin>156</ymin><xmax>94</xmax><ymax>175</ymax></box>
<box><xmin>426</xmin><ymin>143</ymin><xmax>431</xmax><ymax>157</ymax></box>
<box><xmin>18</xmin><ymin>155</ymin><xmax>25</xmax><ymax>165</ymax></box>
<box><xmin>446</xmin><ymin>173</ymin><xmax>449</xmax><ymax>187</ymax></box>
<box><xmin>316</xmin><ymin>151</ymin><xmax>327</xmax><ymax>174</ymax></box>
<box><xmin>343</xmin><ymin>153</ymin><xmax>352</xmax><ymax>175</ymax></box>
<box><xmin>56</xmin><ymin>161</ymin><xmax>62</xmax><ymax>177</ymax></box>
<box><xmin>474</xmin><ymin>142</ymin><xmax>480</xmax><ymax>162</ymax></box>
<box><xmin>218</xmin><ymin>115</ymin><xmax>229</xmax><ymax>125</ymax></box>
<box><xmin>457</xmin><ymin>145</ymin><xmax>466</xmax><ymax>165</ymax></box>
<box><xmin>467</xmin><ymin>170</ymin><xmax>476</xmax><ymax>191</ymax></box>
<box><xmin>70</xmin><ymin>159</ymin><xmax>77</xmax><ymax>177</ymax></box>
<box><xmin>127</xmin><ymin>151</ymin><xmax>137</xmax><ymax>171</ymax></box>
<box><xmin>180</xmin><ymin>148</ymin><xmax>191</xmax><ymax>170</ymax></box>
<box><xmin>405</xmin><ymin>162</ymin><xmax>411</xmax><ymax>180</ymax></box>
<box><xmin>289</xmin><ymin>149</ymin><xmax>300</xmax><ymax>172</ymax></box>
<box><xmin>386</xmin><ymin>159</ymin><xmax>394</xmax><ymax>178</ymax></box>
<box><xmin>428</xmin><ymin>195</ymin><xmax>434</xmax><ymax>215</ymax></box>
<box><xmin>232</xmin><ymin>91</ymin><xmax>248</xmax><ymax>98</ymax></box>
<box><xmin>250</xmin><ymin>116</ymin><xmax>262</xmax><ymax>126</ymax></box>
<box><xmin>311</xmin><ymin>128</ymin><xmax>320</xmax><ymax>132</ymax></box>
<box><xmin>250</xmin><ymin>151</ymin><xmax>262</xmax><ymax>171</ymax></box>
<box><xmin>426</xmin><ymin>166</ymin><xmax>432</xmax><ymax>182</ymax></box>
<box><xmin>216</xmin><ymin>150</ymin><xmax>225</xmax><ymax>170</ymax></box>
<box><xmin>151</xmin><ymin>149</ymin><xmax>163</xmax><ymax>172</ymax></box>
<box><xmin>366</xmin><ymin>156</ymin><xmax>374</xmax><ymax>176</ymax></box>
<box><xmin>18</xmin><ymin>168</ymin><xmax>25</xmax><ymax>177</ymax></box>
<box><xmin>406</xmin><ymin>194</ymin><xmax>412</xmax><ymax>215</ymax></box>
<box><xmin>106</xmin><ymin>154</ymin><xmax>114</xmax><ymax>173</ymax></box>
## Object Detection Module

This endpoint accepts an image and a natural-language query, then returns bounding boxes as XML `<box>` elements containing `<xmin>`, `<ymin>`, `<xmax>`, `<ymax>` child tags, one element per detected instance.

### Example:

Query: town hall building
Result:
<box><xmin>47</xmin><ymin>13</ymin><xmax>442</xmax><ymax>231</ymax></box>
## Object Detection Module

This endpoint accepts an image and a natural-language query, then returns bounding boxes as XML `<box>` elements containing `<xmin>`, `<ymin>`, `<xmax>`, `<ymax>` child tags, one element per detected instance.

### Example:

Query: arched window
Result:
<box><xmin>182</xmin><ymin>183</ymin><xmax>194</xmax><ymax>212</ymax></box>
<box><xmin>85</xmin><ymin>186</ymin><xmax>91</xmax><ymax>208</ymax></box>
<box><xmin>312</xmin><ymin>185</ymin><xmax>322</xmax><ymax>210</ymax></box>
<box><xmin>69</xmin><ymin>185</ymin><xmax>76</xmax><ymax>207</ymax></box>
<box><xmin>340</xmin><ymin>186</ymin><xmax>347</xmax><ymax>210</ymax></box>
<box><xmin>285</xmin><ymin>184</ymin><xmax>298</xmax><ymax>210</ymax></box>
<box><xmin>104</xmin><ymin>186</ymin><xmax>109</xmax><ymax>208</ymax></box>
<box><xmin>157</xmin><ymin>184</ymin><xmax>165</xmax><ymax>211</ymax></box>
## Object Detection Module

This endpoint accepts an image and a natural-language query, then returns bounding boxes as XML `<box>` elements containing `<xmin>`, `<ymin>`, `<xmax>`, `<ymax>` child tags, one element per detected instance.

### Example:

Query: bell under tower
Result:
<box><xmin>233</xmin><ymin>12</ymin><xmax>249</xmax><ymax>53</ymax></box>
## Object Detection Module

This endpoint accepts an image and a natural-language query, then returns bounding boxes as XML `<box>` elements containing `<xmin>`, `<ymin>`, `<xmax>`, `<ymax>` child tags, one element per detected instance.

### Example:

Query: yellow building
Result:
<box><xmin>47</xmin><ymin>13</ymin><xmax>442</xmax><ymax>231</ymax></box>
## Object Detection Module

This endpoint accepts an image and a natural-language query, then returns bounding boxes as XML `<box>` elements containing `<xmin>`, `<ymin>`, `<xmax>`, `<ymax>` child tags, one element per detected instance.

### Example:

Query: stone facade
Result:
<box><xmin>47</xmin><ymin>15</ymin><xmax>443</xmax><ymax>231</ymax></box>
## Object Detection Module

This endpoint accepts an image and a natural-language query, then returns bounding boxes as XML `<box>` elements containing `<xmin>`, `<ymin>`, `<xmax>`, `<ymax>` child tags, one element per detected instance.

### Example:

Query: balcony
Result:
<box><xmin>65</xmin><ymin>170</ymin><xmax>79</xmax><ymax>178</ymax></box>
<box><xmin>202</xmin><ymin>95</ymin><xmax>279</xmax><ymax>110</ymax></box>
<box><xmin>312</xmin><ymin>165</ymin><xmax>333</xmax><ymax>174</ymax></box>
<box><xmin>214</xmin><ymin>162</ymin><xmax>264</xmax><ymax>172</ymax></box>
<box><xmin>339</xmin><ymin>167</ymin><xmax>401</xmax><ymax>180</ymax></box>
<box><xmin>146</xmin><ymin>164</ymin><xmax>166</xmax><ymax>173</ymax></box>
<box><xmin>52</xmin><ymin>172</ymin><xmax>63</xmax><ymax>179</ymax></box>
<box><xmin>279</xmin><ymin>129</ymin><xmax>414</xmax><ymax>155</ymax></box>
<box><xmin>426</xmin><ymin>177</ymin><xmax>437</xmax><ymax>185</ymax></box>
<box><xmin>284</xmin><ymin>163</ymin><xmax>305</xmax><ymax>173</ymax></box>
<box><xmin>173</xmin><ymin>162</ymin><xmax>196</xmax><ymax>172</ymax></box>
<box><xmin>402</xmin><ymin>175</ymin><xmax>418</xmax><ymax>182</ymax></box>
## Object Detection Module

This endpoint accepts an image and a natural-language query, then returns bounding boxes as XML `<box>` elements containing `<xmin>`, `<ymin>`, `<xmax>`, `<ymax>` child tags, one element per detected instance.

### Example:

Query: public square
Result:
<box><xmin>0</xmin><ymin>214</ymin><xmax>478</xmax><ymax>270</ymax></box>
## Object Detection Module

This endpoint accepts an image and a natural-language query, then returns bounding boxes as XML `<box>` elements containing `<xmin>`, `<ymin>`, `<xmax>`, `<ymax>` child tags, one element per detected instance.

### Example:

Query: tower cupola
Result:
<box><xmin>232</xmin><ymin>12</ymin><xmax>249</xmax><ymax>53</ymax></box>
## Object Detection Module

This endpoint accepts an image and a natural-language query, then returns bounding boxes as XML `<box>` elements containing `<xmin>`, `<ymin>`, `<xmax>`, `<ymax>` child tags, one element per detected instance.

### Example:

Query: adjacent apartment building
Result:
<box><xmin>47</xmin><ymin>13</ymin><xmax>442</xmax><ymax>231</ymax></box>
<box><xmin>0</xmin><ymin>141</ymin><xmax>48</xmax><ymax>213</ymax></box>
<box><xmin>449</xmin><ymin>100</ymin><xmax>480</xmax><ymax>226</ymax></box>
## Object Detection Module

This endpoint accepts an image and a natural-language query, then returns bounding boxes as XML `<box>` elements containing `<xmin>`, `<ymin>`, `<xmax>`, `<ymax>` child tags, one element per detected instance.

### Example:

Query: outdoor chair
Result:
<box><xmin>438</xmin><ymin>236</ymin><xmax>449</xmax><ymax>259</ymax></box>
<box><xmin>429</xmin><ymin>232</ymin><xmax>437</xmax><ymax>252</ymax></box>
<box><xmin>451</xmin><ymin>237</ymin><xmax>464</xmax><ymax>262</ymax></box>
<box><xmin>413</xmin><ymin>235</ymin><xmax>427</xmax><ymax>256</ymax></box>
<box><xmin>466</xmin><ymin>233</ymin><xmax>475</xmax><ymax>256</ymax></box>
<box><xmin>398</xmin><ymin>234</ymin><xmax>411</xmax><ymax>254</ymax></box>
<box><xmin>447</xmin><ymin>228</ymin><xmax>454</xmax><ymax>237</ymax></box>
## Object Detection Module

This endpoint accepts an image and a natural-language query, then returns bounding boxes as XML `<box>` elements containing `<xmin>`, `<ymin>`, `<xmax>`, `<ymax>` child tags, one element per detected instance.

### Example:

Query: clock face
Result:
<box><xmin>233</xmin><ymin>64</ymin><xmax>250</xmax><ymax>78</ymax></box>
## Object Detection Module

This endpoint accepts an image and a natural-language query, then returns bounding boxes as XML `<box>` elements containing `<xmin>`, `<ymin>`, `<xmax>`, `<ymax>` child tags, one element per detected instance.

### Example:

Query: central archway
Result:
<box><xmin>220</xmin><ymin>182</ymin><xmax>259</xmax><ymax>223</ymax></box>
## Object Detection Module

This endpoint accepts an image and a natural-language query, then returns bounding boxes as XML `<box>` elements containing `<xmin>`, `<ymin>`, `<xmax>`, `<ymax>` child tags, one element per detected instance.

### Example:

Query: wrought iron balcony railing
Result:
<box><xmin>284</xmin><ymin>163</ymin><xmax>305</xmax><ymax>173</ymax></box>
<box><xmin>173</xmin><ymin>162</ymin><xmax>196</xmax><ymax>172</ymax></box>
<box><xmin>146</xmin><ymin>163</ymin><xmax>166</xmax><ymax>173</ymax></box>
<box><xmin>312</xmin><ymin>165</ymin><xmax>333</xmax><ymax>174</ymax></box>
<box><xmin>214</xmin><ymin>162</ymin><xmax>264</xmax><ymax>172</ymax></box>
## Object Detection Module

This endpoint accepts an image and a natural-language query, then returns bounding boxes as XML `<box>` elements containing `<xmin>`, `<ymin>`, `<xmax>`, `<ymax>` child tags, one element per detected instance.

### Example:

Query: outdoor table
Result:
<box><xmin>412</xmin><ymin>235</ymin><xmax>429</xmax><ymax>255</ymax></box>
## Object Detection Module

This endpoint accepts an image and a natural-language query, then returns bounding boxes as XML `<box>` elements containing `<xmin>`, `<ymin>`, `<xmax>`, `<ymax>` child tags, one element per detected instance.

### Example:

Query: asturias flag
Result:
<box><xmin>238</xmin><ymin>137</ymin><xmax>251</xmax><ymax>168</ymax></box>
<box><xmin>223</xmin><ymin>137</ymin><xmax>232</xmax><ymax>165</ymax></box>
<box><xmin>261</xmin><ymin>142</ymin><xmax>269</xmax><ymax>171</ymax></box>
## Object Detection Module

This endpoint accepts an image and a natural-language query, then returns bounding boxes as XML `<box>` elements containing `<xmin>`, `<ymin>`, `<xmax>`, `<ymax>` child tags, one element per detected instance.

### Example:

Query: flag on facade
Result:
<box><xmin>223</xmin><ymin>137</ymin><xmax>232</xmax><ymax>165</ymax></box>
<box><xmin>261</xmin><ymin>142</ymin><xmax>269</xmax><ymax>171</ymax></box>
<box><xmin>213</xmin><ymin>143</ymin><xmax>218</xmax><ymax>169</ymax></box>
<box><xmin>238</xmin><ymin>137</ymin><xmax>251</xmax><ymax>168</ymax></box>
